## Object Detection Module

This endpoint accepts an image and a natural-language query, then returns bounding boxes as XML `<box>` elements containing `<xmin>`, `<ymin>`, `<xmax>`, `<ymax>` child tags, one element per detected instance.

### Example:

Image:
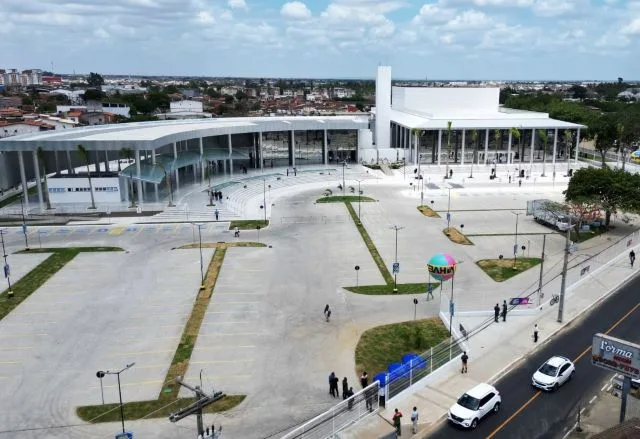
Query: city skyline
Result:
<box><xmin>1</xmin><ymin>0</ymin><xmax>639</xmax><ymax>80</ymax></box>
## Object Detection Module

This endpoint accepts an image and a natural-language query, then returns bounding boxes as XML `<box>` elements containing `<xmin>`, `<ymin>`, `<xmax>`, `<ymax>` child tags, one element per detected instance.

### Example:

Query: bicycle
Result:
<box><xmin>550</xmin><ymin>294</ymin><xmax>560</xmax><ymax>305</ymax></box>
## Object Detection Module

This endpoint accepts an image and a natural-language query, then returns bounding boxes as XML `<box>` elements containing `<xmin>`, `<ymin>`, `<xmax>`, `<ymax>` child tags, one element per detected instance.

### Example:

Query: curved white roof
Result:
<box><xmin>0</xmin><ymin>115</ymin><xmax>369</xmax><ymax>152</ymax></box>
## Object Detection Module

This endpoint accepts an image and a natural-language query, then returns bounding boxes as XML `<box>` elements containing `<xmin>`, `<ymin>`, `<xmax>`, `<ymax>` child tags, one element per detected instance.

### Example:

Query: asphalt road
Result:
<box><xmin>427</xmin><ymin>273</ymin><xmax>640</xmax><ymax>439</ymax></box>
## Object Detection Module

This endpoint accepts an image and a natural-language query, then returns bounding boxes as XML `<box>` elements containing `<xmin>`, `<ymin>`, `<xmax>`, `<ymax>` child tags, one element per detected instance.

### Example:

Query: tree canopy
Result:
<box><xmin>87</xmin><ymin>72</ymin><xmax>105</xmax><ymax>87</ymax></box>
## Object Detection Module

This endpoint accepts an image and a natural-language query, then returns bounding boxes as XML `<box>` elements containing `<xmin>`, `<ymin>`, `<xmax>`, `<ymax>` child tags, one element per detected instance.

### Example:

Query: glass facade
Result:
<box><xmin>294</xmin><ymin>130</ymin><xmax>324</xmax><ymax>165</ymax></box>
<box><xmin>262</xmin><ymin>131</ymin><xmax>291</xmax><ymax>167</ymax></box>
<box><xmin>327</xmin><ymin>130</ymin><xmax>358</xmax><ymax>164</ymax></box>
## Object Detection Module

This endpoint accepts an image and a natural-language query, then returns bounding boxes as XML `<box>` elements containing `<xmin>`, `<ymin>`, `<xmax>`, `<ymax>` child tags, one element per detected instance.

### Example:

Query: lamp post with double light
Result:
<box><xmin>0</xmin><ymin>228</ymin><xmax>13</xmax><ymax>297</ymax></box>
<box><xmin>390</xmin><ymin>225</ymin><xmax>404</xmax><ymax>293</ymax></box>
<box><xmin>97</xmin><ymin>362</ymin><xmax>135</xmax><ymax>434</ymax></box>
<box><xmin>19</xmin><ymin>193</ymin><xmax>29</xmax><ymax>250</ymax></box>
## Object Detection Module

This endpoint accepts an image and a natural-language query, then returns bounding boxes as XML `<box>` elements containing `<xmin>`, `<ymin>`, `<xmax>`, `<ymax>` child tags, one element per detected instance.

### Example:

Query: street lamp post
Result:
<box><xmin>512</xmin><ymin>212</ymin><xmax>522</xmax><ymax>267</ymax></box>
<box><xmin>0</xmin><ymin>228</ymin><xmax>13</xmax><ymax>297</ymax></box>
<box><xmin>194</xmin><ymin>223</ymin><xmax>205</xmax><ymax>289</ymax></box>
<box><xmin>355</xmin><ymin>179</ymin><xmax>363</xmax><ymax>223</ymax></box>
<box><xmin>446</xmin><ymin>187</ymin><xmax>452</xmax><ymax>230</ymax></box>
<box><xmin>390</xmin><ymin>225</ymin><xmax>404</xmax><ymax>293</ymax></box>
<box><xmin>19</xmin><ymin>194</ymin><xmax>29</xmax><ymax>250</ymax></box>
<box><xmin>342</xmin><ymin>161</ymin><xmax>346</xmax><ymax>193</ymax></box>
<box><xmin>557</xmin><ymin>219</ymin><xmax>573</xmax><ymax>323</ymax></box>
<box><xmin>262</xmin><ymin>179</ymin><xmax>267</xmax><ymax>223</ymax></box>
<box><xmin>99</xmin><ymin>362</ymin><xmax>135</xmax><ymax>434</ymax></box>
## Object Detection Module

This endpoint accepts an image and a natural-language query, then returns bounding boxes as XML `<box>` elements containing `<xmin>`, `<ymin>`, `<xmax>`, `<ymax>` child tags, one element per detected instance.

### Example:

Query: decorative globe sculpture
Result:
<box><xmin>427</xmin><ymin>253</ymin><xmax>457</xmax><ymax>281</ymax></box>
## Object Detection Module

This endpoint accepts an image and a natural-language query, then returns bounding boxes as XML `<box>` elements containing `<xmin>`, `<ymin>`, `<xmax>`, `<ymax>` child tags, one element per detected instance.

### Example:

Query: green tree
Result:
<box><xmin>76</xmin><ymin>144</ymin><xmax>96</xmax><ymax>209</ymax></box>
<box><xmin>36</xmin><ymin>147</ymin><xmax>52</xmax><ymax>210</ymax></box>
<box><xmin>591</xmin><ymin>115</ymin><xmax>617</xmax><ymax>167</ymax></box>
<box><xmin>568</xmin><ymin>85</ymin><xmax>588</xmax><ymax>100</ymax></box>
<box><xmin>205</xmin><ymin>88</ymin><xmax>221</xmax><ymax>98</ymax></box>
<box><xmin>510</xmin><ymin>128</ymin><xmax>521</xmax><ymax>163</ymax></box>
<box><xmin>469</xmin><ymin>129</ymin><xmax>479</xmax><ymax>177</ymax></box>
<box><xmin>564</xmin><ymin>167</ymin><xmax>640</xmax><ymax>227</ymax></box>
<box><xmin>224</xmin><ymin>95</ymin><xmax>234</xmax><ymax>104</ymax></box>
<box><xmin>82</xmin><ymin>89</ymin><xmax>103</xmax><ymax>101</ymax></box>
<box><xmin>564</xmin><ymin>129</ymin><xmax>574</xmax><ymax>161</ymax></box>
<box><xmin>87</xmin><ymin>72</ymin><xmax>105</xmax><ymax>87</ymax></box>
<box><xmin>164</xmin><ymin>84</ymin><xmax>179</xmax><ymax>94</ymax></box>
<box><xmin>22</xmin><ymin>96</ymin><xmax>34</xmax><ymax>106</ymax></box>
<box><xmin>493</xmin><ymin>129</ymin><xmax>502</xmax><ymax>164</ymax></box>
<box><xmin>235</xmin><ymin>90</ymin><xmax>248</xmax><ymax>101</ymax></box>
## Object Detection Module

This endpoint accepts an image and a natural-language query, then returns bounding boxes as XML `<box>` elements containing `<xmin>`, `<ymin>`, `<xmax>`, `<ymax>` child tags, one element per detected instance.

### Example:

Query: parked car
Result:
<box><xmin>532</xmin><ymin>356</ymin><xmax>575</xmax><ymax>391</ymax></box>
<box><xmin>448</xmin><ymin>383</ymin><xmax>501</xmax><ymax>429</ymax></box>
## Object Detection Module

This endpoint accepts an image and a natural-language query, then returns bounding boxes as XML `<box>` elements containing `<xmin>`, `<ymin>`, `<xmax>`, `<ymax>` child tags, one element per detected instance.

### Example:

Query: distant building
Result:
<box><xmin>159</xmin><ymin>100</ymin><xmax>211</xmax><ymax>119</ymax></box>
<box><xmin>56</xmin><ymin>103</ymin><xmax>131</xmax><ymax>119</ymax></box>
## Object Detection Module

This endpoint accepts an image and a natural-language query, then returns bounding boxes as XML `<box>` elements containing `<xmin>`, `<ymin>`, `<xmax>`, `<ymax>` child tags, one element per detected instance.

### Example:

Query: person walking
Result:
<box><xmin>426</xmin><ymin>284</ymin><xmax>434</xmax><ymax>301</ymax></box>
<box><xmin>411</xmin><ymin>407</ymin><xmax>419</xmax><ymax>434</ymax></box>
<box><xmin>501</xmin><ymin>300</ymin><xmax>507</xmax><ymax>322</ymax></box>
<box><xmin>360</xmin><ymin>371</ymin><xmax>369</xmax><ymax>389</ymax></box>
<box><xmin>234</xmin><ymin>227</ymin><xmax>240</xmax><ymax>238</ymax></box>
<box><xmin>324</xmin><ymin>304</ymin><xmax>330</xmax><ymax>318</ymax></box>
<box><xmin>342</xmin><ymin>377</ymin><xmax>349</xmax><ymax>400</ymax></box>
<box><xmin>630</xmin><ymin>250</ymin><xmax>636</xmax><ymax>267</ymax></box>
<box><xmin>347</xmin><ymin>387</ymin><xmax>355</xmax><ymax>410</ymax></box>
<box><xmin>214</xmin><ymin>209</ymin><xmax>219</xmax><ymax>221</ymax></box>
<box><xmin>329</xmin><ymin>372</ymin><xmax>336</xmax><ymax>396</ymax></box>
<box><xmin>325</xmin><ymin>306</ymin><xmax>332</xmax><ymax>322</ymax></box>
<box><xmin>533</xmin><ymin>324</ymin><xmax>539</xmax><ymax>343</ymax></box>
<box><xmin>494</xmin><ymin>303</ymin><xmax>500</xmax><ymax>322</ymax></box>
<box><xmin>461</xmin><ymin>351</ymin><xmax>468</xmax><ymax>373</ymax></box>
<box><xmin>331</xmin><ymin>374</ymin><xmax>339</xmax><ymax>398</ymax></box>
<box><xmin>392</xmin><ymin>408</ymin><xmax>403</xmax><ymax>436</ymax></box>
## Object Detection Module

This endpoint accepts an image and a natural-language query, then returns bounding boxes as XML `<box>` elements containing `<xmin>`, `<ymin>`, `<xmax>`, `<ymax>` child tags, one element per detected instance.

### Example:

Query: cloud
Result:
<box><xmin>228</xmin><ymin>0</ymin><xmax>247</xmax><ymax>10</ymax></box>
<box><xmin>595</xmin><ymin>31</ymin><xmax>630</xmax><ymax>47</ymax></box>
<box><xmin>533</xmin><ymin>0</ymin><xmax>580</xmax><ymax>17</ymax></box>
<box><xmin>444</xmin><ymin>10</ymin><xmax>491</xmax><ymax>30</ymax></box>
<box><xmin>196</xmin><ymin>11</ymin><xmax>215</xmax><ymax>24</ymax></box>
<box><xmin>412</xmin><ymin>2</ymin><xmax>457</xmax><ymax>25</ymax></box>
<box><xmin>621</xmin><ymin>16</ymin><xmax>640</xmax><ymax>35</ymax></box>
<box><xmin>281</xmin><ymin>1</ymin><xmax>312</xmax><ymax>20</ymax></box>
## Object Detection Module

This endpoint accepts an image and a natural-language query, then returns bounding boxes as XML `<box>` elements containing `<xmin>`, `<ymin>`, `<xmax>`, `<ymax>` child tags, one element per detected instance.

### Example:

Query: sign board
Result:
<box><xmin>592</xmin><ymin>333</ymin><xmax>640</xmax><ymax>379</ymax></box>
<box><xmin>392</xmin><ymin>262</ymin><xmax>400</xmax><ymax>274</ymax></box>
<box><xmin>449</xmin><ymin>301</ymin><xmax>455</xmax><ymax>316</ymax></box>
<box><xmin>446</xmin><ymin>212</ymin><xmax>451</xmax><ymax>222</ymax></box>
<box><xmin>509</xmin><ymin>297</ymin><xmax>531</xmax><ymax>306</ymax></box>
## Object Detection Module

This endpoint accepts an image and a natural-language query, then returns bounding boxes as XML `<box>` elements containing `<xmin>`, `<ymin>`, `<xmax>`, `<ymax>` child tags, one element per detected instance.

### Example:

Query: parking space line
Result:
<box><xmin>0</xmin><ymin>361</ymin><xmax>21</xmax><ymax>365</ymax></box>
<box><xmin>90</xmin><ymin>380</ymin><xmax>163</xmax><ymax>390</ymax></box>
<box><xmin>108</xmin><ymin>349</ymin><xmax>175</xmax><ymax>357</ymax></box>
<box><xmin>0</xmin><ymin>346</ymin><xmax>33</xmax><ymax>351</ymax></box>
<box><xmin>198</xmin><ymin>332</ymin><xmax>262</xmax><ymax>336</ymax></box>
<box><xmin>213</xmin><ymin>293</ymin><xmax>264</xmax><ymax>296</ymax></box>
<box><xmin>209</xmin><ymin>301</ymin><xmax>260</xmax><ymax>304</ymax></box>
<box><xmin>0</xmin><ymin>321</ymin><xmax>57</xmax><ymax>325</ymax></box>
<box><xmin>206</xmin><ymin>310</ymin><xmax>259</xmax><ymax>314</ymax></box>
<box><xmin>201</xmin><ymin>321</ymin><xmax>249</xmax><ymax>325</ymax></box>
<box><xmin>122</xmin><ymin>336</ymin><xmax>180</xmax><ymax>343</ymax></box>
<box><xmin>119</xmin><ymin>325</ymin><xmax>183</xmax><ymax>330</ymax></box>
<box><xmin>194</xmin><ymin>345</ymin><xmax>256</xmax><ymax>350</ymax></box>
<box><xmin>0</xmin><ymin>333</ymin><xmax>48</xmax><ymax>338</ymax></box>
<box><xmin>190</xmin><ymin>359</ymin><xmax>254</xmax><ymax>364</ymax></box>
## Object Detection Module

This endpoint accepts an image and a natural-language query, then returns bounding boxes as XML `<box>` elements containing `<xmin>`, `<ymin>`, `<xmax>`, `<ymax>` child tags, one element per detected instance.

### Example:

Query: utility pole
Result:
<box><xmin>262</xmin><ymin>178</ymin><xmax>267</xmax><ymax>223</ymax></box>
<box><xmin>390</xmin><ymin>225</ymin><xmax>404</xmax><ymax>293</ymax></box>
<box><xmin>20</xmin><ymin>194</ymin><xmax>29</xmax><ymax>250</ymax></box>
<box><xmin>537</xmin><ymin>234</ymin><xmax>546</xmax><ymax>307</ymax></box>
<box><xmin>557</xmin><ymin>220</ymin><xmax>572</xmax><ymax>323</ymax></box>
<box><xmin>512</xmin><ymin>212</ymin><xmax>522</xmax><ymax>267</ymax></box>
<box><xmin>356</xmin><ymin>179</ymin><xmax>363</xmax><ymax>224</ymax></box>
<box><xmin>169</xmin><ymin>376</ymin><xmax>225</xmax><ymax>438</ymax></box>
<box><xmin>0</xmin><ymin>228</ymin><xmax>13</xmax><ymax>297</ymax></box>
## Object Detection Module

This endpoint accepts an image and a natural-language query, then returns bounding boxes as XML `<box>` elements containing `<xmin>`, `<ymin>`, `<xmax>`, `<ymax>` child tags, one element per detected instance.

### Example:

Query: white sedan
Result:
<box><xmin>532</xmin><ymin>356</ymin><xmax>575</xmax><ymax>391</ymax></box>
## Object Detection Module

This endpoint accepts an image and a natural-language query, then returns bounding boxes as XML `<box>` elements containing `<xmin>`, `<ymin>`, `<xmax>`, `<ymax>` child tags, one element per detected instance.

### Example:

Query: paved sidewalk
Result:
<box><xmin>352</xmin><ymin>236</ymin><xmax>640</xmax><ymax>438</ymax></box>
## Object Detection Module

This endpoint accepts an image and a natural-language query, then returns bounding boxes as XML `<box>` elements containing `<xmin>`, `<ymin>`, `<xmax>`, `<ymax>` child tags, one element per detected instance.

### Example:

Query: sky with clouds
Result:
<box><xmin>1</xmin><ymin>0</ymin><xmax>639</xmax><ymax>80</ymax></box>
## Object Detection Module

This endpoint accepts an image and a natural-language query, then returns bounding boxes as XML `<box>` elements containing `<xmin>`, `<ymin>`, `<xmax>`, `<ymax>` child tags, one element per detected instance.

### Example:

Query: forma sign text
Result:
<box><xmin>591</xmin><ymin>333</ymin><xmax>640</xmax><ymax>379</ymax></box>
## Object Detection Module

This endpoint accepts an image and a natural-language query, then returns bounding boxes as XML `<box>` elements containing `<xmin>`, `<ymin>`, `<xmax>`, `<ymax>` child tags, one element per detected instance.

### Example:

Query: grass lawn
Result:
<box><xmin>571</xmin><ymin>228</ymin><xmax>605</xmax><ymax>243</ymax></box>
<box><xmin>76</xmin><ymin>395</ymin><xmax>246</xmax><ymax>422</ymax></box>
<box><xmin>1</xmin><ymin>247</ymin><xmax>123</xmax><ymax>321</ymax></box>
<box><xmin>344</xmin><ymin>202</ymin><xmax>394</xmax><ymax>285</ymax></box>
<box><xmin>355</xmin><ymin>318</ymin><xmax>450</xmax><ymax>377</ymax></box>
<box><xmin>417</xmin><ymin>205</ymin><xmax>441</xmax><ymax>218</ymax></box>
<box><xmin>316</xmin><ymin>195</ymin><xmax>376</xmax><ymax>203</ymax></box>
<box><xmin>229</xmin><ymin>220</ymin><xmax>269</xmax><ymax>230</ymax></box>
<box><xmin>443</xmin><ymin>227</ymin><xmax>474</xmax><ymax>245</ymax></box>
<box><xmin>476</xmin><ymin>257</ymin><xmax>542</xmax><ymax>282</ymax></box>
<box><xmin>345</xmin><ymin>282</ymin><xmax>440</xmax><ymax>295</ymax></box>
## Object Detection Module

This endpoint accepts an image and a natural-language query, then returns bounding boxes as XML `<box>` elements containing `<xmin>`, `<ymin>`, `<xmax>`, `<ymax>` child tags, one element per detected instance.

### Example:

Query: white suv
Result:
<box><xmin>448</xmin><ymin>383</ymin><xmax>501</xmax><ymax>429</ymax></box>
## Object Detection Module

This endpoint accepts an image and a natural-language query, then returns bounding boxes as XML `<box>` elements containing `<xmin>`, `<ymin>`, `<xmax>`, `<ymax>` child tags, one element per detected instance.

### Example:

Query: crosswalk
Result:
<box><xmin>137</xmin><ymin>205</ymin><xmax>240</xmax><ymax>223</ymax></box>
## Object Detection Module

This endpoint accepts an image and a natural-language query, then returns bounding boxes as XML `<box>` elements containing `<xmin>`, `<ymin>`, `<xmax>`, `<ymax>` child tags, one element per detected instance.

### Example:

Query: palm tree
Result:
<box><xmin>537</xmin><ymin>130</ymin><xmax>549</xmax><ymax>177</ymax></box>
<box><xmin>445</xmin><ymin>121</ymin><xmax>452</xmax><ymax>178</ymax></box>
<box><xmin>493</xmin><ymin>129</ymin><xmax>502</xmax><ymax>165</ymax></box>
<box><xmin>77</xmin><ymin>144</ymin><xmax>96</xmax><ymax>209</ymax></box>
<box><xmin>469</xmin><ymin>129</ymin><xmax>478</xmax><ymax>178</ymax></box>
<box><xmin>411</xmin><ymin>128</ymin><xmax>425</xmax><ymax>164</ymax></box>
<box><xmin>119</xmin><ymin>147</ymin><xmax>136</xmax><ymax>207</ymax></box>
<box><xmin>36</xmin><ymin>147</ymin><xmax>52</xmax><ymax>210</ymax></box>
<box><xmin>509</xmin><ymin>128</ymin><xmax>521</xmax><ymax>164</ymax></box>
<box><xmin>564</xmin><ymin>129</ymin><xmax>574</xmax><ymax>165</ymax></box>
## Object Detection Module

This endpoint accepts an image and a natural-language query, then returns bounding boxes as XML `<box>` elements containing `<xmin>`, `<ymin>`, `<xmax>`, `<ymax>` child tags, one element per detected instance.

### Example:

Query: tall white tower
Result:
<box><xmin>375</xmin><ymin>66</ymin><xmax>392</xmax><ymax>155</ymax></box>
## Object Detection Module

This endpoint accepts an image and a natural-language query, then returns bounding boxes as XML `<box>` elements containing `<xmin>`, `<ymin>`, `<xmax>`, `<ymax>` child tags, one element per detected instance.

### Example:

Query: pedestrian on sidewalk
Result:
<box><xmin>461</xmin><ymin>351</ymin><xmax>468</xmax><ymax>373</ymax></box>
<box><xmin>426</xmin><ymin>284</ymin><xmax>434</xmax><ymax>301</ymax></box>
<box><xmin>342</xmin><ymin>377</ymin><xmax>349</xmax><ymax>400</ymax></box>
<box><xmin>501</xmin><ymin>300</ymin><xmax>507</xmax><ymax>322</ymax></box>
<box><xmin>325</xmin><ymin>305</ymin><xmax>332</xmax><ymax>322</ymax></box>
<box><xmin>533</xmin><ymin>324</ymin><xmax>539</xmax><ymax>343</ymax></box>
<box><xmin>494</xmin><ymin>303</ymin><xmax>500</xmax><ymax>322</ymax></box>
<box><xmin>329</xmin><ymin>372</ymin><xmax>336</xmax><ymax>396</ymax></box>
<box><xmin>519</xmin><ymin>179</ymin><xmax>522</xmax><ymax>187</ymax></box>
<box><xmin>234</xmin><ymin>227</ymin><xmax>240</xmax><ymax>238</ymax></box>
<box><xmin>411</xmin><ymin>407</ymin><xmax>419</xmax><ymax>434</ymax></box>
<box><xmin>331</xmin><ymin>374</ymin><xmax>339</xmax><ymax>398</ymax></box>
<box><xmin>392</xmin><ymin>408</ymin><xmax>403</xmax><ymax>436</ymax></box>
<box><xmin>365</xmin><ymin>385</ymin><xmax>375</xmax><ymax>412</ymax></box>
<box><xmin>294</xmin><ymin>167</ymin><xmax>297</xmax><ymax>176</ymax></box>
<box><xmin>347</xmin><ymin>387</ymin><xmax>355</xmax><ymax>409</ymax></box>
<box><xmin>286</xmin><ymin>168</ymin><xmax>289</xmax><ymax>176</ymax></box>
<box><xmin>630</xmin><ymin>250</ymin><xmax>636</xmax><ymax>267</ymax></box>
<box><xmin>360</xmin><ymin>371</ymin><xmax>369</xmax><ymax>389</ymax></box>
<box><xmin>214</xmin><ymin>209</ymin><xmax>219</xmax><ymax>221</ymax></box>
<box><xmin>509</xmin><ymin>175</ymin><xmax>512</xmax><ymax>184</ymax></box>
<box><xmin>324</xmin><ymin>304</ymin><xmax>330</xmax><ymax>318</ymax></box>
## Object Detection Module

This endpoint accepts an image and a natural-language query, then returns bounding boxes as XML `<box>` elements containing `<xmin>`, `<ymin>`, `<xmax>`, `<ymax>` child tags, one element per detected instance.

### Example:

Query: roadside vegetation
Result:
<box><xmin>443</xmin><ymin>227</ymin><xmax>474</xmax><ymax>245</ymax></box>
<box><xmin>417</xmin><ymin>205</ymin><xmax>440</xmax><ymax>218</ymax></box>
<box><xmin>476</xmin><ymin>258</ymin><xmax>542</xmax><ymax>282</ymax></box>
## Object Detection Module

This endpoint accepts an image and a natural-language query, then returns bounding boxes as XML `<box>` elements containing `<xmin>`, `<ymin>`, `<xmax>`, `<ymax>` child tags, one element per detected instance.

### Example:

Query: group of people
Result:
<box><xmin>210</xmin><ymin>190</ymin><xmax>224</xmax><ymax>202</ymax></box>
<box><xmin>286</xmin><ymin>167</ymin><xmax>297</xmax><ymax>176</ymax></box>
<box><xmin>493</xmin><ymin>300</ymin><xmax>508</xmax><ymax>322</ymax></box>
<box><xmin>392</xmin><ymin>406</ymin><xmax>420</xmax><ymax>436</ymax></box>
<box><xmin>327</xmin><ymin>371</ymin><xmax>376</xmax><ymax>412</ymax></box>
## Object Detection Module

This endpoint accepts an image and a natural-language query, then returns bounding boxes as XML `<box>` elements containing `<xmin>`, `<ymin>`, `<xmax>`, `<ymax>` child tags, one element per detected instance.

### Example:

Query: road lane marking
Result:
<box><xmin>206</xmin><ymin>310</ymin><xmax>259</xmax><ymax>314</ymax></box>
<box><xmin>190</xmin><ymin>359</ymin><xmax>254</xmax><ymax>364</ymax></box>
<box><xmin>0</xmin><ymin>333</ymin><xmax>48</xmax><ymax>338</ymax></box>
<box><xmin>0</xmin><ymin>346</ymin><xmax>33</xmax><ymax>351</ymax></box>
<box><xmin>198</xmin><ymin>332</ymin><xmax>262</xmax><ymax>336</ymax></box>
<box><xmin>486</xmin><ymin>301</ymin><xmax>640</xmax><ymax>438</ymax></box>
<box><xmin>194</xmin><ymin>345</ymin><xmax>256</xmax><ymax>350</ymax></box>
<box><xmin>108</xmin><ymin>349</ymin><xmax>174</xmax><ymax>357</ymax></box>
<box><xmin>589</xmin><ymin>395</ymin><xmax>597</xmax><ymax>404</ymax></box>
<box><xmin>0</xmin><ymin>361</ymin><xmax>21</xmax><ymax>365</ymax></box>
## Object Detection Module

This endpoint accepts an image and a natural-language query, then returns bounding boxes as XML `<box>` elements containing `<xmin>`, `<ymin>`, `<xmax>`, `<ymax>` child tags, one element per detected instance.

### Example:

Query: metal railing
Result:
<box><xmin>281</xmin><ymin>382</ymin><xmax>380</xmax><ymax>439</ymax></box>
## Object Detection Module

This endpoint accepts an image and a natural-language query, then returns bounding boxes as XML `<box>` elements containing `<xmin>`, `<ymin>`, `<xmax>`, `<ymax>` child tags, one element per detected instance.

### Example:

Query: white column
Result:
<box><xmin>323</xmin><ymin>129</ymin><xmax>328</xmax><ymax>165</ymax></box>
<box><xmin>104</xmin><ymin>150</ymin><xmax>110</xmax><ymax>173</ymax></box>
<box><xmin>552</xmin><ymin>128</ymin><xmax>558</xmax><ymax>174</ymax></box>
<box><xmin>173</xmin><ymin>142</ymin><xmax>179</xmax><ymax>190</ymax></box>
<box><xmin>260</xmin><ymin>132</ymin><xmax>265</xmax><ymax>170</ymax></box>
<box><xmin>437</xmin><ymin>129</ymin><xmax>442</xmax><ymax>166</ymax></box>
<box><xmin>66</xmin><ymin>150</ymin><xmax>74</xmax><ymax>174</ymax></box>
<box><xmin>252</xmin><ymin>134</ymin><xmax>257</xmax><ymax>169</ymax></box>
<box><xmin>18</xmin><ymin>151</ymin><xmax>29</xmax><ymax>212</ymax></box>
<box><xmin>152</xmin><ymin>149</ymin><xmax>158</xmax><ymax>201</ymax></box>
<box><xmin>54</xmin><ymin>151</ymin><xmax>60</xmax><ymax>175</ymax></box>
<box><xmin>461</xmin><ymin>130</ymin><xmax>466</xmax><ymax>166</ymax></box>
<box><xmin>484</xmin><ymin>129</ymin><xmax>489</xmax><ymax>165</ymax></box>
<box><xmin>32</xmin><ymin>150</ymin><xmax>44</xmax><ymax>212</ymax></box>
<box><xmin>228</xmin><ymin>134</ymin><xmax>233</xmax><ymax>175</ymax></box>
<box><xmin>199</xmin><ymin>137</ymin><xmax>205</xmax><ymax>184</ymax></box>
<box><xmin>135</xmin><ymin>150</ymin><xmax>143</xmax><ymax>205</ymax></box>
<box><xmin>291</xmin><ymin>130</ymin><xmax>296</xmax><ymax>167</ymax></box>
<box><xmin>507</xmin><ymin>130</ymin><xmax>513</xmax><ymax>165</ymax></box>
<box><xmin>574</xmin><ymin>128</ymin><xmax>581</xmax><ymax>165</ymax></box>
<box><xmin>530</xmin><ymin>129</ymin><xmax>535</xmax><ymax>169</ymax></box>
